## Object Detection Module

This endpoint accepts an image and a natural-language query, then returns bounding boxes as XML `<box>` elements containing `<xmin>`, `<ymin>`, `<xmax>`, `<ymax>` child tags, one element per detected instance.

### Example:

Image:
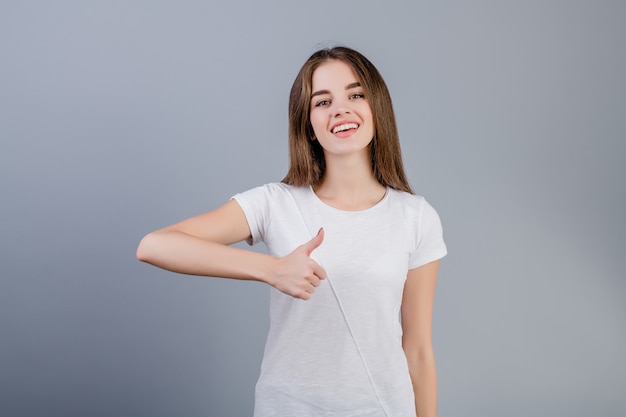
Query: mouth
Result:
<box><xmin>331</xmin><ymin>122</ymin><xmax>360</xmax><ymax>134</ymax></box>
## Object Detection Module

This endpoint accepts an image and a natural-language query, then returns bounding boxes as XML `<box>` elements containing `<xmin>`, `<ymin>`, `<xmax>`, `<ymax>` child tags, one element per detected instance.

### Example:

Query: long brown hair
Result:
<box><xmin>282</xmin><ymin>46</ymin><xmax>413</xmax><ymax>194</ymax></box>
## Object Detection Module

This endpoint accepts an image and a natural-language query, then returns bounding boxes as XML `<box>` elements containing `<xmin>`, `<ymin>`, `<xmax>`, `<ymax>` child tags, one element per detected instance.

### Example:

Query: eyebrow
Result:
<box><xmin>311</xmin><ymin>82</ymin><xmax>362</xmax><ymax>99</ymax></box>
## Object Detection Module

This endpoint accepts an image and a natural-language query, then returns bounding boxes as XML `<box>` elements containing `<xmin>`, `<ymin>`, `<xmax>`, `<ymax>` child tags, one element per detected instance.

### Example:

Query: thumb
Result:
<box><xmin>301</xmin><ymin>227</ymin><xmax>324</xmax><ymax>256</ymax></box>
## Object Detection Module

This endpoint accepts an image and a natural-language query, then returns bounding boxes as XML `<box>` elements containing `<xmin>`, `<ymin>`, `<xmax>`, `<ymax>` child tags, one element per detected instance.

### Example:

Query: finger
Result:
<box><xmin>299</xmin><ymin>280</ymin><xmax>317</xmax><ymax>297</ymax></box>
<box><xmin>296</xmin><ymin>290</ymin><xmax>311</xmax><ymax>300</ymax></box>
<box><xmin>301</xmin><ymin>227</ymin><xmax>324</xmax><ymax>256</ymax></box>
<box><xmin>308</xmin><ymin>275</ymin><xmax>322</xmax><ymax>288</ymax></box>
<box><xmin>313</xmin><ymin>262</ymin><xmax>327</xmax><ymax>280</ymax></box>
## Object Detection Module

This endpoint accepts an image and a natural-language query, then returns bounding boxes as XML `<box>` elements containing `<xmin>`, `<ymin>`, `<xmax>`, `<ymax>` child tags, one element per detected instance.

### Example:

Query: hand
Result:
<box><xmin>269</xmin><ymin>228</ymin><xmax>327</xmax><ymax>300</ymax></box>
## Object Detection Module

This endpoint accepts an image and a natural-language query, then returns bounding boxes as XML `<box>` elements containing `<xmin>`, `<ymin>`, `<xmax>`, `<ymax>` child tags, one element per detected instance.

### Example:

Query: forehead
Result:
<box><xmin>311</xmin><ymin>60</ymin><xmax>360</xmax><ymax>91</ymax></box>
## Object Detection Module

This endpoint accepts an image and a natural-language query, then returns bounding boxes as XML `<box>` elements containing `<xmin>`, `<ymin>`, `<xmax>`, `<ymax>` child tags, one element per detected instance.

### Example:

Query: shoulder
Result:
<box><xmin>235</xmin><ymin>181</ymin><xmax>292</xmax><ymax>196</ymax></box>
<box><xmin>233</xmin><ymin>182</ymin><xmax>307</xmax><ymax>206</ymax></box>
<box><xmin>386</xmin><ymin>188</ymin><xmax>444</xmax><ymax>229</ymax></box>
<box><xmin>387</xmin><ymin>189</ymin><xmax>447</xmax><ymax>266</ymax></box>
<box><xmin>386</xmin><ymin>188</ymin><xmax>431</xmax><ymax>214</ymax></box>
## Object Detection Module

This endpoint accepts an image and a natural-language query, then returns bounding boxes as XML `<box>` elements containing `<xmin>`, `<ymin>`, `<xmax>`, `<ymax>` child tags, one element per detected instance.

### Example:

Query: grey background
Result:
<box><xmin>1</xmin><ymin>1</ymin><xmax>625</xmax><ymax>416</ymax></box>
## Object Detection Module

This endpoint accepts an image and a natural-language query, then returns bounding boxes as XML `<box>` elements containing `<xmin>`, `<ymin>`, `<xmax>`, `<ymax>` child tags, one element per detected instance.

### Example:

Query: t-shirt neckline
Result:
<box><xmin>307</xmin><ymin>185</ymin><xmax>390</xmax><ymax>214</ymax></box>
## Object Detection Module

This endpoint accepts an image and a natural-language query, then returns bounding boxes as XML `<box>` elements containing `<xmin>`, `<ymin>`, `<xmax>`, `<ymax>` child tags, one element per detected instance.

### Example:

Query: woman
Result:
<box><xmin>137</xmin><ymin>46</ymin><xmax>447</xmax><ymax>417</ymax></box>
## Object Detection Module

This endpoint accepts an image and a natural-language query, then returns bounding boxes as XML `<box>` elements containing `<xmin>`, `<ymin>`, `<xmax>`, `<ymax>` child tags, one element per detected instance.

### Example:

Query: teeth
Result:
<box><xmin>332</xmin><ymin>123</ymin><xmax>359</xmax><ymax>134</ymax></box>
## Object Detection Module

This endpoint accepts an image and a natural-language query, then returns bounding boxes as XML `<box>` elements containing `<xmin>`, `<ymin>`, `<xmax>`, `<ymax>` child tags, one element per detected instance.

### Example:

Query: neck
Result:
<box><xmin>313</xmin><ymin>151</ymin><xmax>386</xmax><ymax>211</ymax></box>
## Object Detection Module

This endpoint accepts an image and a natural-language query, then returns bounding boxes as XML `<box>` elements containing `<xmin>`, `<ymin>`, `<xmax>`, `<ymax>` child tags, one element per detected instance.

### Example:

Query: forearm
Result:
<box><xmin>136</xmin><ymin>230</ymin><xmax>273</xmax><ymax>283</ymax></box>
<box><xmin>407</xmin><ymin>354</ymin><xmax>437</xmax><ymax>417</ymax></box>
<box><xmin>401</xmin><ymin>262</ymin><xmax>440</xmax><ymax>416</ymax></box>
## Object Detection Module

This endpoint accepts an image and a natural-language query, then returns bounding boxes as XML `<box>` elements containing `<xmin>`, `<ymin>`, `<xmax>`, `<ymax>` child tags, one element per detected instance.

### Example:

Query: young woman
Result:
<box><xmin>137</xmin><ymin>46</ymin><xmax>447</xmax><ymax>417</ymax></box>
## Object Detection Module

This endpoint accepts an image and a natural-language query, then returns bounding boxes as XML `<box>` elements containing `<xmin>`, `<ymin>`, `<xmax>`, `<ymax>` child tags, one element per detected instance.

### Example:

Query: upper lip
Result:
<box><xmin>330</xmin><ymin>120</ymin><xmax>360</xmax><ymax>133</ymax></box>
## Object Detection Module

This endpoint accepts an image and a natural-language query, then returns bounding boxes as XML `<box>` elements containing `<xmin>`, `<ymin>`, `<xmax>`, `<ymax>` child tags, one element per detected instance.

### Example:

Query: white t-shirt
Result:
<box><xmin>233</xmin><ymin>183</ymin><xmax>447</xmax><ymax>417</ymax></box>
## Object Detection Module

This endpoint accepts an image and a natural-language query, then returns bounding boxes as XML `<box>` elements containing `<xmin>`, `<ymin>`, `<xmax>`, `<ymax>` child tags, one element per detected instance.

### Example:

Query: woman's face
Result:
<box><xmin>309</xmin><ymin>60</ymin><xmax>374</xmax><ymax>159</ymax></box>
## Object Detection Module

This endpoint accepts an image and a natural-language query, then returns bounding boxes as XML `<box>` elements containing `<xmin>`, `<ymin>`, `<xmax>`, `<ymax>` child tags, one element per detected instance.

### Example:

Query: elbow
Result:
<box><xmin>136</xmin><ymin>232</ymin><xmax>158</xmax><ymax>263</ymax></box>
<box><xmin>403</xmin><ymin>343</ymin><xmax>435</xmax><ymax>368</ymax></box>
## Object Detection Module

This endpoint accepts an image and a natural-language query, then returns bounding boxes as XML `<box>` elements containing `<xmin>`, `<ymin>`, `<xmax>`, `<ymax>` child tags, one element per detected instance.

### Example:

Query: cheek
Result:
<box><xmin>364</xmin><ymin>111</ymin><xmax>375</xmax><ymax>133</ymax></box>
<box><xmin>363</xmin><ymin>105</ymin><xmax>374</xmax><ymax>122</ymax></box>
<box><xmin>309</xmin><ymin>113</ymin><xmax>325</xmax><ymax>132</ymax></box>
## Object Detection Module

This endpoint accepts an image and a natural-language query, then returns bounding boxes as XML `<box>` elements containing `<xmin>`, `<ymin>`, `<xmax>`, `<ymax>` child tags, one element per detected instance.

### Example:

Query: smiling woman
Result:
<box><xmin>137</xmin><ymin>46</ymin><xmax>447</xmax><ymax>417</ymax></box>
<box><xmin>284</xmin><ymin>47</ymin><xmax>412</xmax><ymax>194</ymax></box>
<box><xmin>308</xmin><ymin>61</ymin><xmax>375</xmax><ymax>161</ymax></box>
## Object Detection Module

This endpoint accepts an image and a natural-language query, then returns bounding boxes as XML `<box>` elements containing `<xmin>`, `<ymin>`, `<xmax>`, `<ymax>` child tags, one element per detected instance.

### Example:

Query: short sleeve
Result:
<box><xmin>408</xmin><ymin>199</ymin><xmax>448</xmax><ymax>269</ymax></box>
<box><xmin>231</xmin><ymin>184</ymin><xmax>274</xmax><ymax>246</ymax></box>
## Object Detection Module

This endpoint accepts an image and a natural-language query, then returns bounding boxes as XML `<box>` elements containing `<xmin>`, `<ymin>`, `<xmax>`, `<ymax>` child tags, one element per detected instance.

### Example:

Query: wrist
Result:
<box><xmin>257</xmin><ymin>255</ymin><xmax>278</xmax><ymax>287</ymax></box>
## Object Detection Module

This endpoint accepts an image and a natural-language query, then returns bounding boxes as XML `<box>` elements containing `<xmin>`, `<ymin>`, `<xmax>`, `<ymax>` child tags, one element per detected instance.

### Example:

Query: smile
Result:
<box><xmin>331</xmin><ymin>123</ymin><xmax>359</xmax><ymax>134</ymax></box>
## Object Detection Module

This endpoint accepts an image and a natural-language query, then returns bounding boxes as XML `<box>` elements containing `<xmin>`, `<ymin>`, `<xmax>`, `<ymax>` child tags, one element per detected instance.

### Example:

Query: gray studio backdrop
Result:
<box><xmin>2</xmin><ymin>1</ymin><xmax>625</xmax><ymax>416</ymax></box>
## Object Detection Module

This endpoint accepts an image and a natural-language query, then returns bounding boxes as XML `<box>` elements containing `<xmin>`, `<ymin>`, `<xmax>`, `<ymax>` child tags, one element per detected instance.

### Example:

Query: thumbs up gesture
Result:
<box><xmin>268</xmin><ymin>228</ymin><xmax>327</xmax><ymax>300</ymax></box>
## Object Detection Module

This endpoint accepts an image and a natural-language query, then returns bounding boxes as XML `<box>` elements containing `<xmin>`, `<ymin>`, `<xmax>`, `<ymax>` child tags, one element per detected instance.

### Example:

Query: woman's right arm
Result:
<box><xmin>136</xmin><ymin>199</ymin><xmax>326</xmax><ymax>299</ymax></box>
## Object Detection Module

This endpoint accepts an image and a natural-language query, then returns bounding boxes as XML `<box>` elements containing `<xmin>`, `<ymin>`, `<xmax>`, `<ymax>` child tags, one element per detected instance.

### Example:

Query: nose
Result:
<box><xmin>332</xmin><ymin>98</ymin><xmax>351</xmax><ymax>117</ymax></box>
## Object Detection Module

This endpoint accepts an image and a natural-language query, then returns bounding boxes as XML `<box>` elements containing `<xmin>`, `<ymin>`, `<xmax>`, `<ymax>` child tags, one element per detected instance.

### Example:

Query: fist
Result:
<box><xmin>270</xmin><ymin>228</ymin><xmax>327</xmax><ymax>300</ymax></box>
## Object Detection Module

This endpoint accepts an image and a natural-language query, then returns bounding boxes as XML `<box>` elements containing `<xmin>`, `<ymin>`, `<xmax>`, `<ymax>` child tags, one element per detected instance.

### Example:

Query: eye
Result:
<box><xmin>314</xmin><ymin>99</ymin><xmax>331</xmax><ymax>107</ymax></box>
<box><xmin>349</xmin><ymin>92</ymin><xmax>365</xmax><ymax>100</ymax></box>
